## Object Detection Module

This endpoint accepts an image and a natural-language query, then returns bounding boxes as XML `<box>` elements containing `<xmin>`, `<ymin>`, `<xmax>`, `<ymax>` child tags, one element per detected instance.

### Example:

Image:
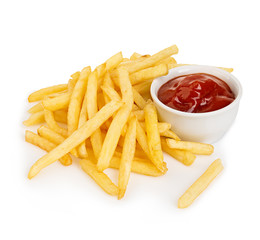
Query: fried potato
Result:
<box><xmin>178</xmin><ymin>159</ymin><xmax>224</xmax><ymax>208</ymax></box>
<box><xmin>131</xmin><ymin>110</ymin><xmax>144</xmax><ymax>121</ymax></box>
<box><xmin>139</xmin><ymin>122</ymin><xmax>171</xmax><ymax>134</ymax></box>
<box><xmin>42</xmin><ymin>92</ymin><xmax>71</xmax><ymax>111</ymax></box>
<box><xmin>68</xmin><ymin>71</ymin><xmax>80</xmax><ymax>93</ymax></box>
<box><xmin>37</xmin><ymin>125</ymin><xmax>65</xmax><ymax>145</ymax></box>
<box><xmin>132</xmin><ymin>88</ymin><xmax>146</xmax><ymax>109</ymax></box>
<box><xmin>28</xmin><ymin>100</ymin><xmax>122</xmax><ymax>179</ymax></box>
<box><xmin>160</xmin><ymin>129</ymin><xmax>181</xmax><ymax>140</ymax></box>
<box><xmin>67</xmin><ymin>66</ymin><xmax>91</xmax><ymax>135</ymax></box>
<box><xmin>133</xmin><ymin>79</ymin><xmax>153</xmax><ymax>95</ymax></box>
<box><xmin>53</xmin><ymin>110</ymin><xmax>67</xmax><ymax>124</ymax></box>
<box><xmin>101</xmin><ymin>85</ymin><xmax>121</xmax><ymax>102</ymax></box>
<box><xmin>144</xmin><ymin>101</ymin><xmax>165</xmax><ymax>172</ymax></box>
<box><xmin>28</xmin><ymin>102</ymin><xmax>44</xmax><ymax>114</ymax></box>
<box><xmin>118</xmin><ymin>116</ymin><xmax>137</xmax><ymax>199</ymax></box>
<box><xmin>28</xmin><ymin>84</ymin><xmax>68</xmax><ymax>102</ymax></box>
<box><xmin>25</xmin><ymin>130</ymin><xmax>72</xmax><ymax>166</ymax></box>
<box><xmin>161</xmin><ymin>137</ymin><xmax>196</xmax><ymax>166</ymax></box>
<box><xmin>123</xmin><ymin>45</ymin><xmax>178</xmax><ymax>73</ymax></box>
<box><xmin>80</xmin><ymin>159</ymin><xmax>118</xmax><ymax>196</ymax></box>
<box><xmin>136</xmin><ymin>120</ymin><xmax>151</xmax><ymax>159</ymax></box>
<box><xmin>130</xmin><ymin>64</ymin><xmax>168</xmax><ymax>85</ymax></box>
<box><xmin>23</xmin><ymin>111</ymin><xmax>45</xmax><ymax>126</ymax></box>
<box><xmin>105</xmin><ymin>52</ymin><xmax>123</xmax><ymax>70</ymax></box>
<box><xmin>166</xmin><ymin>139</ymin><xmax>214</xmax><ymax>155</ymax></box>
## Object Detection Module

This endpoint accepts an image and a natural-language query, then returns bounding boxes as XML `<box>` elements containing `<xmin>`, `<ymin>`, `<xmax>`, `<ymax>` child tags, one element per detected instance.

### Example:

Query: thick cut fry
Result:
<box><xmin>80</xmin><ymin>159</ymin><xmax>118</xmax><ymax>196</ymax></box>
<box><xmin>67</xmin><ymin>66</ymin><xmax>91</xmax><ymax>135</ymax></box>
<box><xmin>97</xmin><ymin>68</ymin><xmax>133</xmax><ymax>172</ymax></box>
<box><xmin>106</xmin><ymin>52</ymin><xmax>123</xmax><ymax>70</ymax></box>
<box><xmin>133</xmin><ymin>79</ymin><xmax>153</xmax><ymax>94</ymax></box>
<box><xmin>160</xmin><ymin>129</ymin><xmax>180</xmax><ymax>140</ymax></box>
<box><xmin>132</xmin><ymin>88</ymin><xmax>146</xmax><ymax>109</ymax></box>
<box><xmin>42</xmin><ymin>93</ymin><xmax>70</xmax><ymax>111</ymax></box>
<box><xmin>44</xmin><ymin>109</ymin><xmax>68</xmax><ymax>137</ymax></box>
<box><xmin>130</xmin><ymin>64</ymin><xmax>168</xmax><ymax>85</ymax></box>
<box><xmin>28</xmin><ymin>102</ymin><xmax>43</xmax><ymax>114</ymax></box>
<box><xmin>23</xmin><ymin>111</ymin><xmax>45</xmax><ymax>126</ymax></box>
<box><xmin>166</xmin><ymin>139</ymin><xmax>214</xmax><ymax>155</ymax></box>
<box><xmin>53</xmin><ymin>110</ymin><xmax>67</xmax><ymax>124</ymax></box>
<box><xmin>178</xmin><ymin>159</ymin><xmax>224</xmax><ymax>208</ymax></box>
<box><xmin>28</xmin><ymin>100</ymin><xmax>122</xmax><ymax>179</ymax></box>
<box><xmin>25</xmin><ymin>131</ymin><xmax>72</xmax><ymax>166</ymax></box>
<box><xmin>28</xmin><ymin>84</ymin><xmax>68</xmax><ymax>102</ymax></box>
<box><xmin>144</xmin><ymin>102</ymin><xmax>165</xmax><ymax>172</ymax></box>
<box><xmin>161</xmin><ymin>138</ymin><xmax>196</xmax><ymax>166</ymax></box>
<box><xmin>123</xmin><ymin>45</ymin><xmax>178</xmax><ymax>74</ymax></box>
<box><xmin>118</xmin><ymin>117</ymin><xmax>137</xmax><ymax>199</ymax></box>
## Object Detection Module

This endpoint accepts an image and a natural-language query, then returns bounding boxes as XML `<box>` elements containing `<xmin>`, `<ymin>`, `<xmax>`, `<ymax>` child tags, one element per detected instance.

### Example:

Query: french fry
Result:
<box><xmin>158</xmin><ymin>57</ymin><xmax>177</xmax><ymax>66</ymax></box>
<box><xmin>130</xmin><ymin>64</ymin><xmax>168</xmax><ymax>85</ymax></box>
<box><xmin>101</xmin><ymin>85</ymin><xmax>121</xmax><ymax>102</ymax></box>
<box><xmin>132</xmin><ymin>110</ymin><xmax>144</xmax><ymax>121</ymax></box>
<box><xmin>79</xmin><ymin>159</ymin><xmax>118</xmax><ymax>196</ymax></box>
<box><xmin>118</xmin><ymin>116</ymin><xmax>137</xmax><ymax>199</ymax></box>
<box><xmin>166</xmin><ymin>139</ymin><xmax>214</xmax><ymax>155</ymax></box>
<box><xmin>136</xmin><ymin>120</ymin><xmax>151</xmax><ymax>159</ymax></box>
<box><xmin>67</xmin><ymin>66</ymin><xmax>91</xmax><ymax>135</ymax></box>
<box><xmin>85</xmin><ymin>71</ymin><xmax>103</xmax><ymax>159</ymax></box>
<box><xmin>161</xmin><ymin>137</ymin><xmax>196</xmax><ymax>166</ymax></box>
<box><xmin>97</xmin><ymin>68</ymin><xmax>133</xmax><ymax>172</ymax></box>
<box><xmin>133</xmin><ymin>79</ymin><xmax>153</xmax><ymax>94</ymax></box>
<box><xmin>139</xmin><ymin>122</ymin><xmax>171</xmax><ymax>134</ymax></box>
<box><xmin>68</xmin><ymin>71</ymin><xmax>80</xmax><ymax>93</ymax></box>
<box><xmin>178</xmin><ymin>159</ymin><xmax>224</xmax><ymax>208</ymax></box>
<box><xmin>44</xmin><ymin>108</ymin><xmax>68</xmax><ymax>137</ymax></box>
<box><xmin>105</xmin><ymin>52</ymin><xmax>123</xmax><ymax>70</ymax></box>
<box><xmin>28</xmin><ymin>102</ymin><xmax>44</xmax><ymax>114</ymax></box>
<box><xmin>53</xmin><ymin>110</ymin><xmax>68</xmax><ymax>124</ymax></box>
<box><xmin>42</xmin><ymin>92</ymin><xmax>71</xmax><ymax>111</ymax></box>
<box><xmin>132</xmin><ymin>88</ymin><xmax>146</xmax><ymax>109</ymax></box>
<box><xmin>28</xmin><ymin>100</ymin><xmax>122</xmax><ymax>179</ymax></box>
<box><xmin>28</xmin><ymin>84</ymin><xmax>68</xmax><ymax>102</ymax></box>
<box><xmin>130</xmin><ymin>52</ymin><xmax>142</xmax><ymax>60</ymax></box>
<box><xmin>102</xmin><ymin>72</ymin><xmax>116</xmax><ymax>103</ymax></box>
<box><xmin>25</xmin><ymin>130</ymin><xmax>72</xmax><ymax>166</ymax></box>
<box><xmin>23</xmin><ymin>111</ymin><xmax>45</xmax><ymax>126</ymax></box>
<box><xmin>37</xmin><ymin>125</ymin><xmax>65</xmax><ymax>145</ymax></box>
<box><xmin>123</xmin><ymin>45</ymin><xmax>178</xmax><ymax>73</ymax></box>
<box><xmin>160</xmin><ymin>129</ymin><xmax>181</xmax><ymax>140</ymax></box>
<box><xmin>144</xmin><ymin>101</ymin><xmax>165</xmax><ymax>172</ymax></box>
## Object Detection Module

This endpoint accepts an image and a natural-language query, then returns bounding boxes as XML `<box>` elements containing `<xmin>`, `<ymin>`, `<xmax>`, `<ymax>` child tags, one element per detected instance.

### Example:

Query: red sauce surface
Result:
<box><xmin>158</xmin><ymin>73</ymin><xmax>235</xmax><ymax>113</ymax></box>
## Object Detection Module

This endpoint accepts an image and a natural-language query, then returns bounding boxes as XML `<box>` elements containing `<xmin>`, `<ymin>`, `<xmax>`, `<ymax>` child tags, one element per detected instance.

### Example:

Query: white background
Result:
<box><xmin>1</xmin><ymin>0</ymin><xmax>259</xmax><ymax>239</ymax></box>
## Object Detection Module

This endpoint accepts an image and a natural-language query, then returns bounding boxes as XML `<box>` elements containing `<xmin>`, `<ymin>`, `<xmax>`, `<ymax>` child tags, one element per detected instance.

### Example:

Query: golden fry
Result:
<box><xmin>23</xmin><ymin>111</ymin><xmax>45</xmax><ymax>126</ymax></box>
<box><xmin>178</xmin><ymin>159</ymin><xmax>224</xmax><ymax>208</ymax></box>
<box><xmin>28</xmin><ymin>102</ymin><xmax>43</xmax><ymax>114</ymax></box>
<box><xmin>132</xmin><ymin>88</ymin><xmax>146</xmax><ymax>109</ymax></box>
<box><xmin>42</xmin><ymin>93</ymin><xmax>70</xmax><ymax>111</ymax></box>
<box><xmin>160</xmin><ymin>129</ymin><xmax>181</xmax><ymax>140</ymax></box>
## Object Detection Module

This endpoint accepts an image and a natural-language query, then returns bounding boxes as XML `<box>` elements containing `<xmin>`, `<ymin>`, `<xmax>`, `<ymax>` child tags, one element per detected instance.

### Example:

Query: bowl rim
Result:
<box><xmin>150</xmin><ymin>65</ymin><xmax>242</xmax><ymax>118</ymax></box>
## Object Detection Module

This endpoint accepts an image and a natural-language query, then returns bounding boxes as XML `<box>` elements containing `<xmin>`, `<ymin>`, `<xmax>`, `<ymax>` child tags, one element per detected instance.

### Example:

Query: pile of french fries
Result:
<box><xmin>24</xmin><ymin>45</ymin><xmax>225</xmax><ymax>206</ymax></box>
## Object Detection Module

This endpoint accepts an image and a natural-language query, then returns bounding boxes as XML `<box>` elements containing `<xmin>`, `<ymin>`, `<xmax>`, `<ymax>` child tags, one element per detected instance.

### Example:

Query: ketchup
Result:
<box><xmin>158</xmin><ymin>73</ymin><xmax>235</xmax><ymax>113</ymax></box>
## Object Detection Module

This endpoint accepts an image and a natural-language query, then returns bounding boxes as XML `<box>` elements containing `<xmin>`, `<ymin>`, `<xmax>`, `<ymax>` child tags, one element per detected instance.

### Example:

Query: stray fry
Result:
<box><xmin>178</xmin><ymin>159</ymin><xmax>224</xmax><ymax>208</ymax></box>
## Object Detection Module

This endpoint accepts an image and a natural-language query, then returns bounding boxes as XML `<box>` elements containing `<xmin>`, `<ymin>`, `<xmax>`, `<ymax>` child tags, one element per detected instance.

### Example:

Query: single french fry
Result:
<box><xmin>102</xmin><ymin>72</ymin><xmax>116</xmax><ymax>103</ymax></box>
<box><xmin>110</xmin><ymin>157</ymin><xmax>166</xmax><ymax>177</ymax></box>
<box><xmin>132</xmin><ymin>88</ymin><xmax>146</xmax><ymax>109</ymax></box>
<box><xmin>166</xmin><ymin>139</ymin><xmax>214</xmax><ymax>155</ymax></box>
<box><xmin>68</xmin><ymin>71</ymin><xmax>80</xmax><ymax>93</ymax></box>
<box><xmin>44</xmin><ymin>108</ymin><xmax>68</xmax><ymax>137</ymax></box>
<box><xmin>84</xmin><ymin>71</ymin><xmax>103</xmax><ymax>159</ymax></box>
<box><xmin>78</xmin><ymin>142</ymin><xmax>88</xmax><ymax>159</ymax></box>
<box><xmin>97</xmin><ymin>68</ymin><xmax>133</xmax><ymax>172</ymax></box>
<box><xmin>28</xmin><ymin>100</ymin><xmax>122</xmax><ymax>179</ymax></box>
<box><xmin>136</xmin><ymin>120</ymin><xmax>151</xmax><ymax>159</ymax></box>
<box><xmin>79</xmin><ymin>159</ymin><xmax>118</xmax><ymax>196</ymax></box>
<box><xmin>25</xmin><ymin>130</ymin><xmax>72</xmax><ymax>166</ymax></box>
<box><xmin>130</xmin><ymin>52</ymin><xmax>142</xmax><ymax>60</ymax></box>
<box><xmin>178</xmin><ymin>159</ymin><xmax>224</xmax><ymax>208</ymax></box>
<box><xmin>28</xmin><ymin>102</ymin><xmax>44</xmax><ymax>114</ymax></box>
<box><xmin>133</xmin><ymin>79</ymin><xmax>153</xmax><ymax>95</ymax></box>
<box><xmin>160</xmin><ymin>129</ymin><xmax>181</xmax><ymax>140</ymax></box>
<box><xmin>139</xmin><ymin>122</ymin><xmax>171</xmax><ymax>134</ymax></box>
<box><xmin>144</xmin><ymin>101</ymin><xmax>165</xmax><ymax>172</ymax></box>
<box><xmin>95</xmin><ymin>63</ymin><xmax>106</xmax><ymax>79</ymax></box>
<box><xmin>161</xmin><ymin>137</ymin><xmax>196</xmax><ymax>166</ymax></box>
<box><xmin>28</xmin><ymin>84</ymin><xmax>68</xmax><ymax>102</ymax></box>
<box><xmin>123</xmin><ymin>45</ymin><xmax>178</xmax><ymax>74</ymax></box>
<box><xmin>105</xmin><ymin>52</ymin><xmax>123</xmax><ymax>70</ymax></box>
<box><xmin>67</xmin><ymin>66</ymin><xmax>91</xmax><ymax>135</ymax></box>
<box><xmin>23</xmin><ymin>111</ymin><xmax>45</xmax><ymax>126</ymax></box>
<box><xmin>42</xmin><ymin>92</ymin><xmax>71</xmax><ymax>111</ymax></box>
<box><xmin>130</xmin><ymin>64</ymin><xmax>168</xmax><ymax>85</ymax></box>
<box><xmin>118</xmin><ymin>116</ymin><xmax>137</xmax><ymax>199</ymax></box>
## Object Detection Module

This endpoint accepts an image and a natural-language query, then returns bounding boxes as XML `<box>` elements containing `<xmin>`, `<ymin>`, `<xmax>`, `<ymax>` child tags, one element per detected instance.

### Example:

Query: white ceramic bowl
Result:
<box><xmin>150</xmin><ymin>65</ymin><xmax>242</xmax><ymax>143</ymax></box>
